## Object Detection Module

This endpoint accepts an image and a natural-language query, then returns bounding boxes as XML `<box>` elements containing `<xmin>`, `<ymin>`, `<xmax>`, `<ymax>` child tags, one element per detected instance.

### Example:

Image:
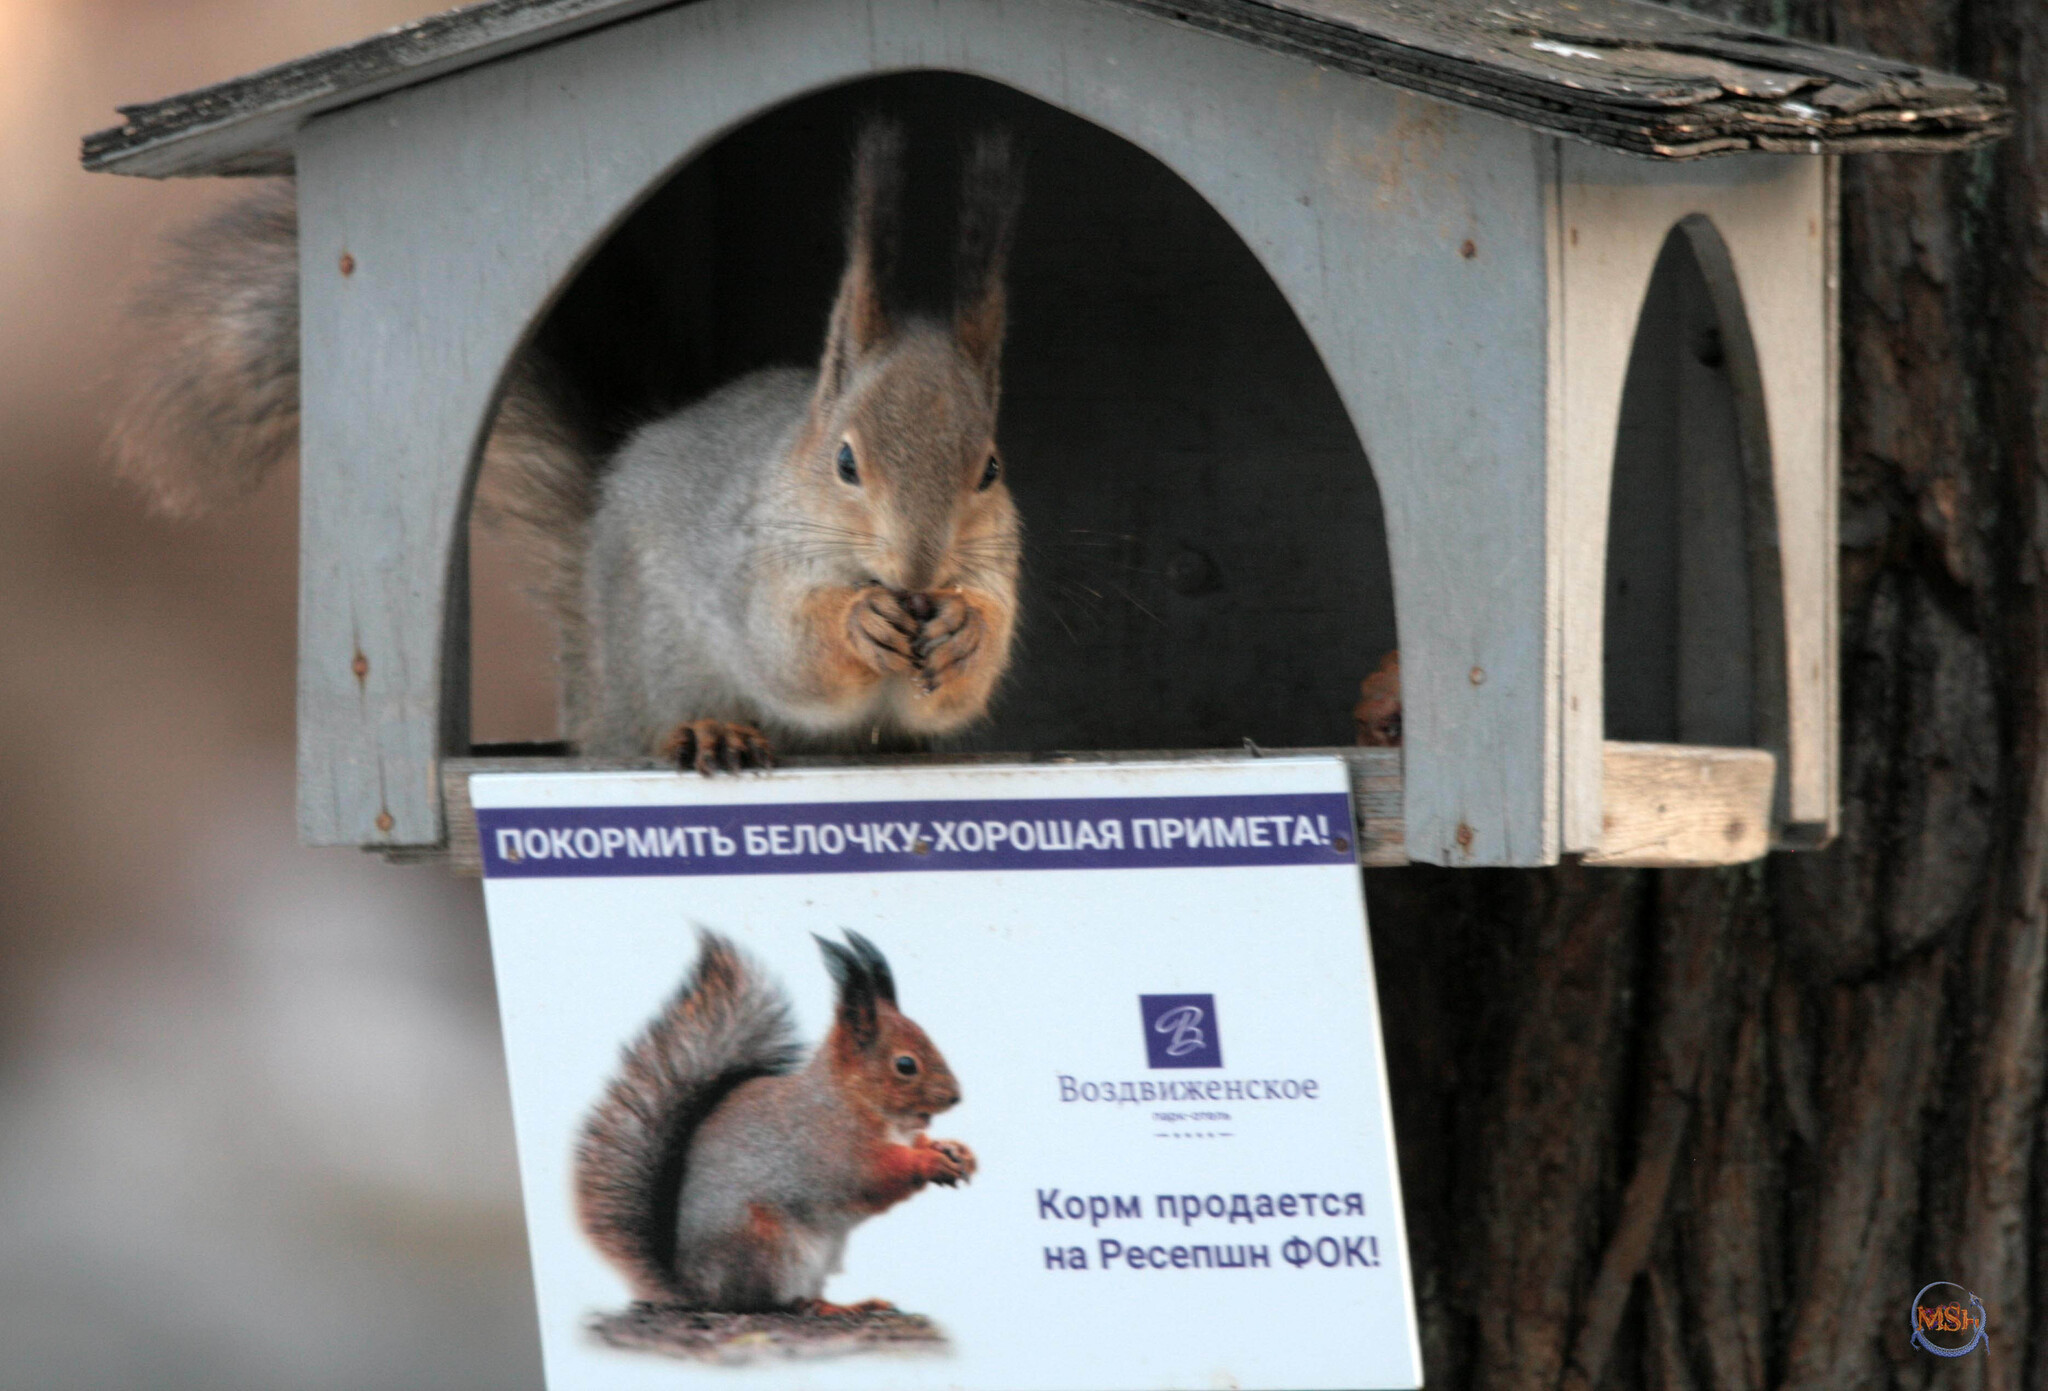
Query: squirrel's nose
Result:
<box><xmin>898</xmin><ymin>591</ymin><xmax>936</xmax><ymax>623</ymax></box>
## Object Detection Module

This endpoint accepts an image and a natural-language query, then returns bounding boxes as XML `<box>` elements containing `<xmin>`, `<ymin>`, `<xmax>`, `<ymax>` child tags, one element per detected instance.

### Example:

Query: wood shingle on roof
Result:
<box><xmin>83</xmin><ymin>0</ymin><xmax>2006</xmax><ymax>178</ymax></box>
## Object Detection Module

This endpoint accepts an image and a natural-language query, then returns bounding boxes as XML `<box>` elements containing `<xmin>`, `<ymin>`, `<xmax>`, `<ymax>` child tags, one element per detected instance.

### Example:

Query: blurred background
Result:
<box><xmin>0</xmin><ymin>2</ymin><xmax>549</xmax><ymax>1385</ymax></box>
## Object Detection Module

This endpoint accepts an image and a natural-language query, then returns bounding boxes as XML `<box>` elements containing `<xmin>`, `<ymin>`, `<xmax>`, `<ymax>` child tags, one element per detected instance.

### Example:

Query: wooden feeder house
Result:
<box><xmin>84</xmin><ymin>0</ymin><xmax>2007</xmax><ymax>868</ymax></box>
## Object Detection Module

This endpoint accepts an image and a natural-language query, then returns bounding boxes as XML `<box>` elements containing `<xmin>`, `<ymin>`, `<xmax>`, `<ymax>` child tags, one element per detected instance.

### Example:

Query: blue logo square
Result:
<box><xmin>1140</xmin><ymin>994</ymin><xmax>1223</xmax><ymax>1069</ymax></box>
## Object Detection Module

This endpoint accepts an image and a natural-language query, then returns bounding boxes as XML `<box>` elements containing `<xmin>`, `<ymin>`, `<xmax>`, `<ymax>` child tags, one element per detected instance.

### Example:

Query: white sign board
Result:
<box><xmin>476</xmin><ymin>756</ymin><xmax>1420</xmax><ymax>1390</ymax></box>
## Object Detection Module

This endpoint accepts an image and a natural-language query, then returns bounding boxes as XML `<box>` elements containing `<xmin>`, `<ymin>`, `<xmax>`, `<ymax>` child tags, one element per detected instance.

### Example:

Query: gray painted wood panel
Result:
<box><xmin>294</xmin><ymin>0</ymin><xmax>1566</xmax><ymax>862</ymax></box>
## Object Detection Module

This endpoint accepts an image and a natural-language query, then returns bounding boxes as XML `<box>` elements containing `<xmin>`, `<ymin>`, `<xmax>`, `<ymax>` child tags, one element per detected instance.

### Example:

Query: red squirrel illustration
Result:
<box><xmin>574</xmin><ymin>931</ymin><xmax>973</xmax><ymax>1312</ymax></box>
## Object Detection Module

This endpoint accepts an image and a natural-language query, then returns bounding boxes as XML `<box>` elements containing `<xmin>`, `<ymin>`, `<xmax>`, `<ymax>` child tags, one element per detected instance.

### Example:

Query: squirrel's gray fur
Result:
<box><xmin>111</xmin><ymin>184</ymin><xmax>305</xmax><ymax>518</ymax></box>
<box><xmin>111</xmin><ymin>123</ymin><xmax>1025</xmax><ymax>759</ymax></box>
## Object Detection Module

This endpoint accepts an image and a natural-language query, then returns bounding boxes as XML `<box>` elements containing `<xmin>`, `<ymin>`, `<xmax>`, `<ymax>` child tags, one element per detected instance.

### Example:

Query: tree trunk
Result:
<box><xmin>1369</xmin><ymin>0</ymin><xmax>2048</xmax><ymax>1385</ymax></box>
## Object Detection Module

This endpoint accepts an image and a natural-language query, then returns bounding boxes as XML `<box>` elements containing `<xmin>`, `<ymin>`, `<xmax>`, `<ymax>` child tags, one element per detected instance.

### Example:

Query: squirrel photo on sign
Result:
<box><xmin>112</xmin><ymin>121</ymin><xmax>1025</xmax><ymax>774</ymax></box>
<box><xmin>577</xmin><ymin>930</ymin><xmax>973</xmax><ymax>1359</ymax></box>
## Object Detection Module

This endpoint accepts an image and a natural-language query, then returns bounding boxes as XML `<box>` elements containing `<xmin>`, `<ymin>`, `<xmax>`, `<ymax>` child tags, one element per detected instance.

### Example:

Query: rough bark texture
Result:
<box><xmin>1367</xmin><ymin>0</ymin><xmax>2047</xmax><ymax>1385</ymax></box>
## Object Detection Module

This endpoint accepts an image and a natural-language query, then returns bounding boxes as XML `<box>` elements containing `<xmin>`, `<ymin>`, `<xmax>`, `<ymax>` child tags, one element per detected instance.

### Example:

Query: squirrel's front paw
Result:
<box><xmin>910</xmin><ymin>593</ymin><xmax>985</xmax><ymax>696</ymax></box>
<box><xmin>1353</xmin><ymin>649</ymin><xmax>1402</xmax><ymax>748</ymax></box>
<box><xmin>916</xmin><ymin>1134</ymin><xmax>977</xmax><ymax>1186</ymax></box>
<box><xmin>658</xmin><ymin>719</ymin><xmax>774</xmax><ymax>775</ymax></box>
<box><xmin>849</xmin><ymin>587</ymin><xmax>921</xmax><ymax>677</ymax></box>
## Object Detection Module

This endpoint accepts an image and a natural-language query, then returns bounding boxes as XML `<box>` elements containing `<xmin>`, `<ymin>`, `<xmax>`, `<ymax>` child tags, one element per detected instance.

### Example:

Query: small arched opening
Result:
<box><xmin>1603</xmin><ymin>214</ymin><xmax>1787</xmax><ymax>776</ymax></box>
<box><xmin>468</xmin><ymin>72</ymin><xmax>1397</xmax><ymax>755</ymax></box>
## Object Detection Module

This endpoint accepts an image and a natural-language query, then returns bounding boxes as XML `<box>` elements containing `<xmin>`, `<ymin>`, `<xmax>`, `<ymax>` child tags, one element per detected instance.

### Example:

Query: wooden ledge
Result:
<box><xmin>1580</xmin><ymin>741</ymin><xmax>1775</xmax><ymax>867</ymax></box>
<box><xmin>428</xmin><ymin>739</ymin><xmax>1773</xmax><ymax>874</ymax></box>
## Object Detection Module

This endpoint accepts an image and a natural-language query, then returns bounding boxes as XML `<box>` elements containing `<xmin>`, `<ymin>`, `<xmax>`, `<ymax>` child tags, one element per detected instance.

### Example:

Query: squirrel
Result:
<box><xmin>109</xmin><ymin>121</ymin><xmax>1025</xmax><ymax>773</ymax></box>
<box><xmin>1353</xmin><ymin>649</ymin><xmax>1402</xmax><ymax>747</ymax></box>
<box><xmin>577</xmin><ymin>929</ymin><xmax>973</xmax><ymax>1313</ymax></box>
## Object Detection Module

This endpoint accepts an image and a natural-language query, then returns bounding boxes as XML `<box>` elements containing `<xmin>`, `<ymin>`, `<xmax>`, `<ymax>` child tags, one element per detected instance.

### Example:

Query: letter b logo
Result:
<box><xmin>1139</xmin><ymin>994</ymin><xmax>1223</xmax><ymax>1068</ymax></box>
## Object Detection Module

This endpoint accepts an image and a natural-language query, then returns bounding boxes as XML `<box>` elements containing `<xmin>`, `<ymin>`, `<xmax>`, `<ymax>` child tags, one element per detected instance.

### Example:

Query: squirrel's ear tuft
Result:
<box><xmin>953</xmin><ymin>129</ymin><xmax>1023</xmax><ymax>405</ymax></box>
<box><xmin>816</xmin><ymin>932</ymin><xmax>881</xmax><ymax>1048</ymax></box>
<box><xmin>842</xmin><ymin>930</ymin><xmax>898</xmax><ymax>1006</ymax></box>
<box><xmin>692</xmin><ymin>926</ymin><xmax>741</xmax><ymax>991</ymax></box>
<box><xmin>817</xmin><ymin>119</ymin><xmax>905</xmax><ymax>404</ymax></box>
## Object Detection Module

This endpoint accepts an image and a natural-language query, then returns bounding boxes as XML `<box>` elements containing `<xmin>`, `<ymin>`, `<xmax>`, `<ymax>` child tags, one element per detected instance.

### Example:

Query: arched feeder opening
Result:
<box><xmin>469</xmin><ymin>73</ymin><xmax>1398</xmax><ymax>755</ymax></box>
<box><xmin>1603</xmin><ymin>215</ymin><xmax>1786</xmax><ymax>764</ymax></box>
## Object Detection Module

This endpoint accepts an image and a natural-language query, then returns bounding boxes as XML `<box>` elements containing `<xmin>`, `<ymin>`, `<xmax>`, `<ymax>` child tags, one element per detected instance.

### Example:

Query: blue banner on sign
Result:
<box><xmin>477</xmin><ymin>792</ymin><xmax>1355</xmax><ymax>879</ymax></box>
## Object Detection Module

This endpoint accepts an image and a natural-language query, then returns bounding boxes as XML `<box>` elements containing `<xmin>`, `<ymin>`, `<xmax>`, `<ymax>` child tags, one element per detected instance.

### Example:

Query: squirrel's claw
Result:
<box><xmin>659</xmin><ymin>719</ymin><xmax>775</xmax><ymax>776</ymax></box>
<box><xmin>850</xmin><ymin>588</ymin><xmax>921</xmax><ymax>676</ymax></box>
<box><xmin>919</xmin><ymin>1135</ymin><xmax>977</xmax><ymax>1186</ymax></box>
<box><xmin>910</xmin><ymin>594</ymin><xmax>983</xmax><ymax>695</ymax></box>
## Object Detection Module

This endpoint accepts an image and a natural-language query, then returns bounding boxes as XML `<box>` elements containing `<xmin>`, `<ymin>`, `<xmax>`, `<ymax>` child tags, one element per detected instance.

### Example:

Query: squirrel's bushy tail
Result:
<box><xmin>111</xmin><ymin>181</ymin><xmax>301</xmax><ymax>517</ymax></box>
<box><xmin>110</xmin><ymin>180</ymin><xmax>596</xmax><ymax>638</ymax></box>
<box><xmin>575</xmin><ymin>932</ymin><xmax>802</xmax><ymax>1303</ymax></box>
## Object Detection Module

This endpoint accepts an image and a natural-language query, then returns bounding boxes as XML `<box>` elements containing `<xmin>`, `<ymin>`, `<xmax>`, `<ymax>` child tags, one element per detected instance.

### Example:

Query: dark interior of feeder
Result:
<box><xmin>468</xmin><ymin>72</ymin><xmax>1397</xmax><ymax>753</ymax></box>
<box><xmin>1603</xmin><ymin>219</ymin><xmax>1779</xmax><ymax>752</ymax></box>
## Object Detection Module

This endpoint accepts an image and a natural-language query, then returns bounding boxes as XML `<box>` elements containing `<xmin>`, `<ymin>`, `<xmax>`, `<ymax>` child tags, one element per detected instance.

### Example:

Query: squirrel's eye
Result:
<box><xmin>894</xmin><ymin>1054</ymin><xmax>919</xmax><ymax>1077</ymax></box>
<box><xmin>978</xmin><ymin>454</ymin><xmax>1001</xmax><ymax>491</ymax></box>
<box><xmin>837</xmin><ymin>441</ymin><xmax>860</xmax><ymax>485</ymax></box>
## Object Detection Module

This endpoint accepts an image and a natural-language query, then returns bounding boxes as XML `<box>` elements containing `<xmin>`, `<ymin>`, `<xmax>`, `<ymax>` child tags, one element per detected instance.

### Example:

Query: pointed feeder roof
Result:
<box><xmin>84</xmin><ymin>0</ymin><xmax>2006</xmax><ymax>178</ymax></box>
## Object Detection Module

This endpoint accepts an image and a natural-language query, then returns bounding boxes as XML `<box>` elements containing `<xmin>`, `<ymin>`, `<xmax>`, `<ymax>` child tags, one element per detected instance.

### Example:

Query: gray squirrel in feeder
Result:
<box><xmin>110</xmin><ymin>122</ymin><xmax>1024</xmax><ymax>772</ymax></box>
